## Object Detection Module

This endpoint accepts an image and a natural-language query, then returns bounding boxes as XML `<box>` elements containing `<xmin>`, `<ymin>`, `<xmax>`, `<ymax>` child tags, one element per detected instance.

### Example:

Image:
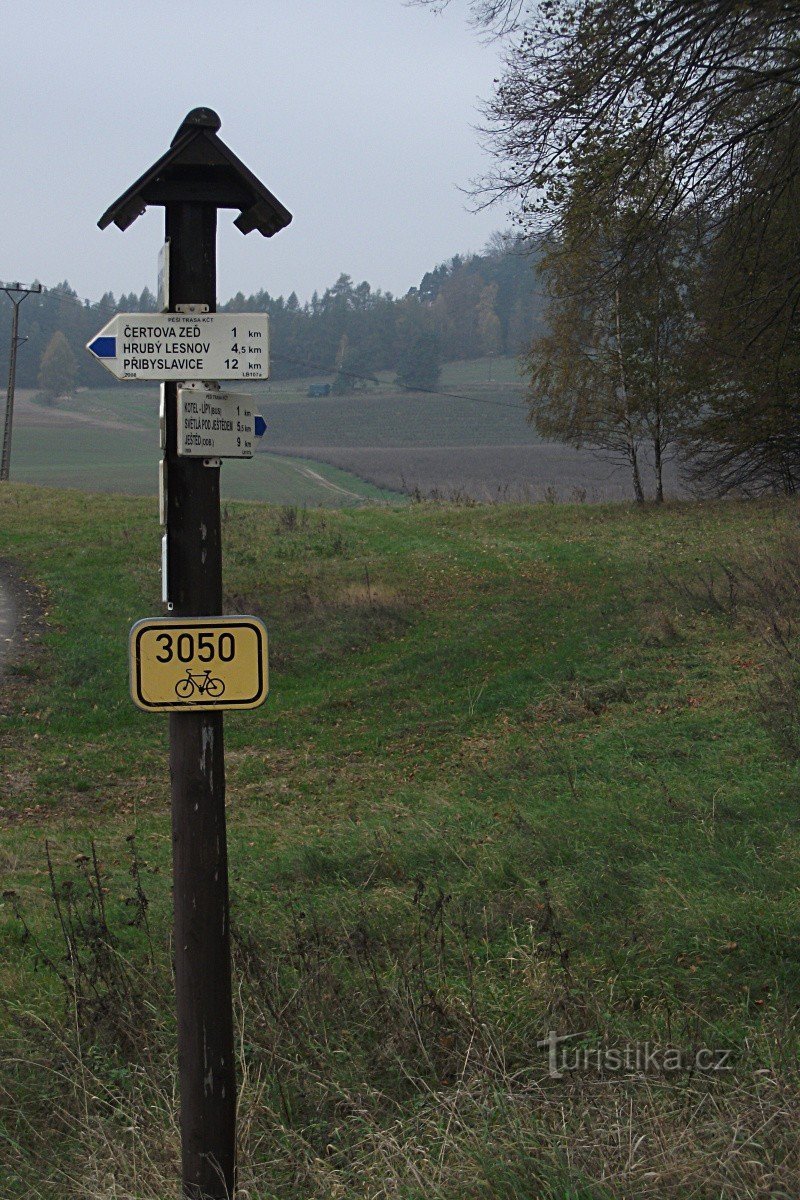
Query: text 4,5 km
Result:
<box><xmin>227</xmin><ymin>324</ymin><xmax>263</xmax><ymax>371</ymax></box>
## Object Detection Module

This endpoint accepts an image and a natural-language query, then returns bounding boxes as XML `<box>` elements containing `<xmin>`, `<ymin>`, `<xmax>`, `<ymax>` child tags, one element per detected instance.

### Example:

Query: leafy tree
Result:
<box><xmin>680</xmin><ymin>148</ymin><xmax>800</xmax><ymax>495</ymax></box>
<box><xmin>330</xmin><ymin>334</ymin><xmax>377</xmax><ymax>394</ymax></box>
<box><xmin>38</xmin><ymin>331</ymin><xmax>77</xmax><ymax>402</ymax></box>
<box><xmin>476</xmin><ymin>283</ymin><xmax>503</xmax><ymax>356</ymax></box>
<box><xmin>396</xmin><ymin>328</ymin><xmax>442</xmax><ymax>391</ymax></box>
<box><xmin>526</xmin><ymin>141</ymin><xmax>696</xmax><ymax>502</ymax></box>
<box><xmin>5</xmin><ymin>238</ymin><xmax>542</xmax><ymax>393</ymax></box>
<box><xmin>330</xmin><ymin>334</ymin><xmax>352</xmax><ymax>394</ymax></box>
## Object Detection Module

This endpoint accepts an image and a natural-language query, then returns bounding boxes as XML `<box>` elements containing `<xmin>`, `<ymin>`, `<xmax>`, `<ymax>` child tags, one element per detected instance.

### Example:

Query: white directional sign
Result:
<box><xmin>86</xmin><ymin>313</ymin><xmax>270</xmax><ymax>381</ymax></box>
<box><xmin>178</xmin><ymin>387</ymin><xmax>255</xmax><ymax>458</ymax></box>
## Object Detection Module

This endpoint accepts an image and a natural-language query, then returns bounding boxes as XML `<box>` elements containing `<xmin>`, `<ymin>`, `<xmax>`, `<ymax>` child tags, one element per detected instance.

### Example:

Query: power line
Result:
<box><xmin>47</xmin><ymin>286</ymin><xmax>119</xmax><ymax>310</ymax></box>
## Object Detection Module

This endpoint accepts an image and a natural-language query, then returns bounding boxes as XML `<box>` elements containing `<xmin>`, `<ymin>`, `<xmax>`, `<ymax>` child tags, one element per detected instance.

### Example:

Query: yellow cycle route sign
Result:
<box><xmin>130</xmin><ymin>616</ymin><xmax>268</xmax><ymax>712</ymax></box>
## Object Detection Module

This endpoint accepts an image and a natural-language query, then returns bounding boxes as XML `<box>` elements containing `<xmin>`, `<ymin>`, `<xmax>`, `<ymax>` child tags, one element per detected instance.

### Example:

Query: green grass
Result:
<box><xmin>439</xmin><ymin>354</ymin><xmax>527</xmax><ymax>387</ymax></box>
<box><xmin>1</xmin><ymin>485</ymin><xmax>799</xmax><ymax>1197</ymax></box>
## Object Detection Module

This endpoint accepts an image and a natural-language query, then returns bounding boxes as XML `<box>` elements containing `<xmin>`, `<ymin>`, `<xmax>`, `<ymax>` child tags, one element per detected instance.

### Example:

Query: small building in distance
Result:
<box><xmin>307</xmin><ymin>383</ymin><xmax>331</xmax><ymax>397</ymax></box>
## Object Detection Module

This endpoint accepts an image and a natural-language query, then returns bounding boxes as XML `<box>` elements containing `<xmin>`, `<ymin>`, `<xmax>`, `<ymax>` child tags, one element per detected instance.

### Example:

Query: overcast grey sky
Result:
<box><xmin>0</xmin><ymin>1</ymin><xmax>506</xmax><ymax>305</ymax></box>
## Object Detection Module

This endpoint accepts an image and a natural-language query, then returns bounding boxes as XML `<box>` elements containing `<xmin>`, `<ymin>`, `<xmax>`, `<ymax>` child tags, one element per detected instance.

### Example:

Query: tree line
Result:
<box><xmin>224</xmin><ymin>231</ymin><xmax>542</xmax><ymax>388</ymax></box>
<box><xmin>0</xmin><ymin>235</ymin><xmax>543</xmax><ymax>399</ymax></box>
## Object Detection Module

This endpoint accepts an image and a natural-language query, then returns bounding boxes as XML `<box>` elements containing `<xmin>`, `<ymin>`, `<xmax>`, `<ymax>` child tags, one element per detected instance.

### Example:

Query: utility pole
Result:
<box><xmin>94</xmin><ymin>108</ymin><xmax>290</xmax><ymax>1199</ymax></box>
<box><xmin>1</xmin><ymin>281</ymin><xmax>42</xmax><ymax>481</ymax></box>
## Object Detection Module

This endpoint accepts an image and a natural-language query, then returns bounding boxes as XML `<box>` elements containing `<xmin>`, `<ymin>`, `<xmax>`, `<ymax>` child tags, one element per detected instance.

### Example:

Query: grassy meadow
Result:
<box><xmin>1</xmin><ymin>483</ymin><xmax>799</xmax><ymax>1197</ymax></box>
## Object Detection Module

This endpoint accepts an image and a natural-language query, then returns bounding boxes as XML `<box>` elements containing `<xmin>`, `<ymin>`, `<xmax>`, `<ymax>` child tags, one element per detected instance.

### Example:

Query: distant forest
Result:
<box><xmin>0</xmin><ymin>232</ymin><xmax>543</xmax><ymax>392</ymax></box>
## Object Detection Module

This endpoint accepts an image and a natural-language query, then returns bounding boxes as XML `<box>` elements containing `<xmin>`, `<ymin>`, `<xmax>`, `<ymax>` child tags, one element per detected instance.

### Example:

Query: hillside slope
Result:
<box><xmin>0</xmin><ymin>486</ymin><xmax>797</xmax><ymax>1198</ymax></box>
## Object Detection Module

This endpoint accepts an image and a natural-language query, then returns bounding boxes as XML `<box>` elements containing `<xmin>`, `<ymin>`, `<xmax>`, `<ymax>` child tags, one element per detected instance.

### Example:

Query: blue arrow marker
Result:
<box><xmin>254</xmin><ymin>415</ymin><xmax>266</xmax><ymax>437</ymax></box>
<box><xmin>88</xmin><ymin>336</ymin><xmax>116</xmax><ymax>359</ymax></box>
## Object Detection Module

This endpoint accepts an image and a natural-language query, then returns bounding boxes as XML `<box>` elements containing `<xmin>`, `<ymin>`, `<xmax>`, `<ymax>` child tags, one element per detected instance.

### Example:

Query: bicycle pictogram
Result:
<box><xmin>174</xmin><ymin>668</ymin><xmax>226</xmax><ymax>699</ymax></box>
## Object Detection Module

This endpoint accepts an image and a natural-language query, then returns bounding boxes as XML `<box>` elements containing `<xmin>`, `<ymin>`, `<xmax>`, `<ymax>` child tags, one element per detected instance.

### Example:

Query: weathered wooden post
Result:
<box><xmin>90</xmin><ymin>109</ymin><xmax>291</xmax><ymax>1198</ymax></box>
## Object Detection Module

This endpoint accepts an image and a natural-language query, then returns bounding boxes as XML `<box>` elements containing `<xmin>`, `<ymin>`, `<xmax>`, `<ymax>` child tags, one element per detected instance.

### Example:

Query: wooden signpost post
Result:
<box><xmin>93</xmin><ymin>108</ymin><xmax>291</xmax><ymax>1199</ymax></box>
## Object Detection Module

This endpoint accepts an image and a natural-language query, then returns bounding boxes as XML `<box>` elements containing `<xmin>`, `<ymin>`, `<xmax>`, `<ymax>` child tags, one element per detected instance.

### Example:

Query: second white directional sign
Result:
<box><xmin>178</xmin><ymin>387</ymin><xmax>255</xmax><ymax>458</ymax></box>
<box><xmin>87</xmin><ymin>313</ymin><xmax>269</xmax><ymax>381</ymax></box>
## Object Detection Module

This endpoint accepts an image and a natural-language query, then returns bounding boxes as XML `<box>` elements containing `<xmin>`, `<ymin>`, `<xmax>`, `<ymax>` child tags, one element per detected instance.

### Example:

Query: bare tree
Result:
<box><xmin>414</xmin><ymin>0</ymin><xmax>527</xmax><ymax>35</ymax></box>
<box><xmin>416</xmin><ymin>2</ymin><xmax>800</xmax><ymax>301</ymax></box>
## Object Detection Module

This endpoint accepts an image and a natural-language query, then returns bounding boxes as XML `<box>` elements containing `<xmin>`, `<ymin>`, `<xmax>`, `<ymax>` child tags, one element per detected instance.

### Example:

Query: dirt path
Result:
<box><xmin>288</xmin><ymin>461</ymin><xmax>370</xmax><ymax>502</ymax></box>
<box><xmin>0</xmin><ymin>572</ymin><xmax>15</xmax><ymax>674</ymax></box>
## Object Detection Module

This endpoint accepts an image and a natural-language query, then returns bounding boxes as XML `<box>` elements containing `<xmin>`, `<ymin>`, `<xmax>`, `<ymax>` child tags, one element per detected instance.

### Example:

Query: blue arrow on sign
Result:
<box><xmin>254</xmin><ymin>415</ymin><xmax>266</xmax><ymax>437</ymax></box>
<box><xmin>88</xmin><ymin>335</ymin><xmax>116</xmax><ymax>359</ymax></box>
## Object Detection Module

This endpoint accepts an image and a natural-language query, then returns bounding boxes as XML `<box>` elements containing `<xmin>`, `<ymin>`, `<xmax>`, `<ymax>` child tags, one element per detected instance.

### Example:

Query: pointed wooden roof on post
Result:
<box><xmin>97</xmin><ymin>107</ymin><xmax>292</xmax><ymax>236</ymax></box>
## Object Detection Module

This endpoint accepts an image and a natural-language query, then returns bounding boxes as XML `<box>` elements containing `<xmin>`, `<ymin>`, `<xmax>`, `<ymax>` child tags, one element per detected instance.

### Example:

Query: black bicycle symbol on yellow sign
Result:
<box><xmin>174</xmin><ymin>668</ymin><xmax>226</xmax><ymax>699</ymax></box>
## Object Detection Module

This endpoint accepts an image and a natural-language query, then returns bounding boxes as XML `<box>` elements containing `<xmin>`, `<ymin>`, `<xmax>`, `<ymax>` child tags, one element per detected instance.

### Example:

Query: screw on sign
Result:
<box><xmin>93</xmin><ymin>108</ymin><xmax>291</xmax><ymax>1200</ymax></box>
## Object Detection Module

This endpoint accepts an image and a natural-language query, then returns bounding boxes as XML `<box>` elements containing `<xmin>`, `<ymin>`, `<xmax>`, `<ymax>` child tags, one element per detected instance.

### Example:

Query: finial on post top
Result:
<box><xmin>99</xmin><ymin>106</ymin><xmax>291</xmax><ymax>237</ymax></box>
<box><xmin>172</xmin><ymin>107</ymin><xmax>222</xmax><ymax>145</ymax></box>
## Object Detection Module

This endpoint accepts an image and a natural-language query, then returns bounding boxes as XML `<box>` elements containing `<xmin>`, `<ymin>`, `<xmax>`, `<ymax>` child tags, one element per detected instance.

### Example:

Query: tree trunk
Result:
<box><xmin>652</xmin><ymin>290</ymin><xmax>664</xmax><ymax>503</ymax></box>
<box><xmin>614</xmin><ymin>287</ymin><xmax>645</xmax><ymax>504</ymax></box>
<box><xmin>654</xmin><ymin>436</ymin><xmax>664</xmax><ymax>503</ymax></box>
<box><xmin>630</xmin><ymin>445</ymin><xmax>646</xmax><ymax>504</ymax></box>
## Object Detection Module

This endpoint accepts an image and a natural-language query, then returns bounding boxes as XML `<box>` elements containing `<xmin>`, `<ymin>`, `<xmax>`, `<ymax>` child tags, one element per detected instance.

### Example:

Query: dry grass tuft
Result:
<box><xmin>5</xmin><ymin>838</ymin><xmax>798</xmax><ymax>1198</ymax></box>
